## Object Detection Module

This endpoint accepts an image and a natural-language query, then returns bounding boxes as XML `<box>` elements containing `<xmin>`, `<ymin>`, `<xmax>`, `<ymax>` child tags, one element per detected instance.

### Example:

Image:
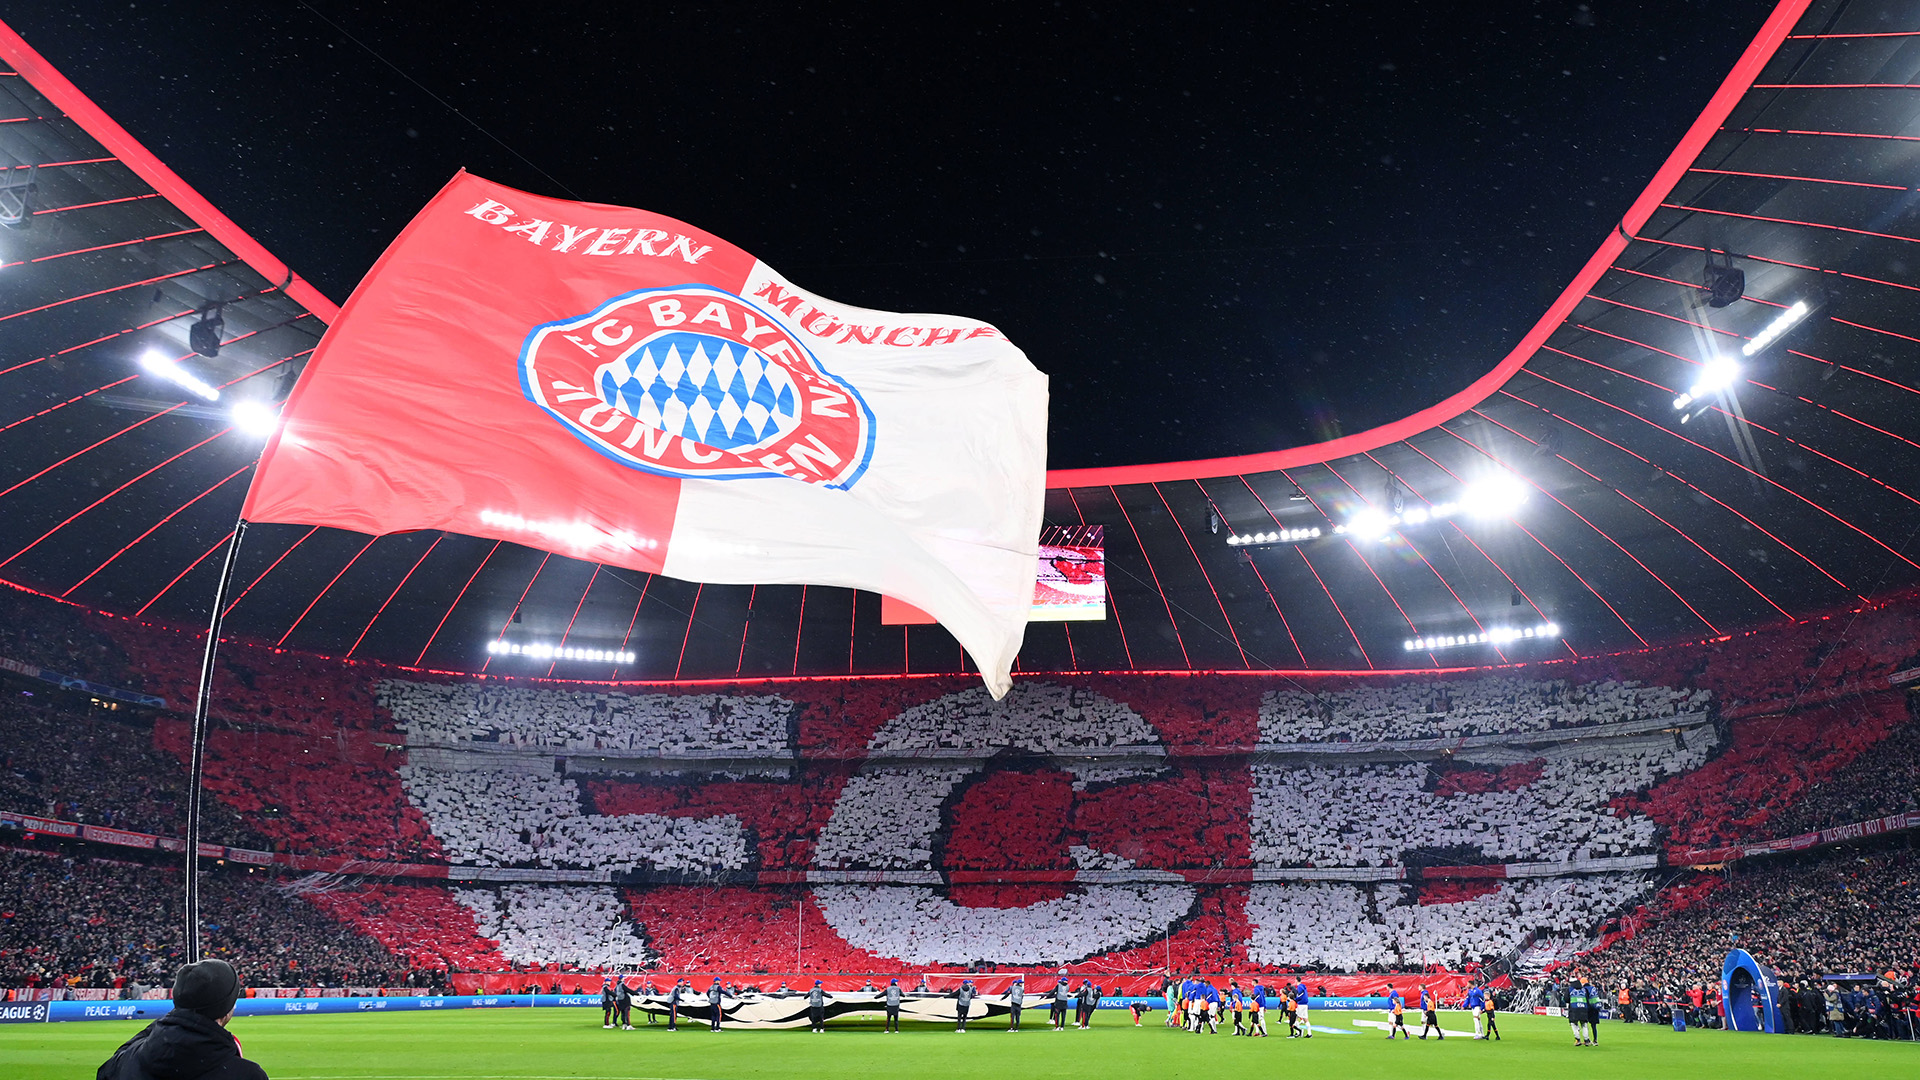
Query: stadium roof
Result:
<box><xmin>5</xmin><ymin>0</ymin><xmax>1920</xmax><ymax>682</ymax></box>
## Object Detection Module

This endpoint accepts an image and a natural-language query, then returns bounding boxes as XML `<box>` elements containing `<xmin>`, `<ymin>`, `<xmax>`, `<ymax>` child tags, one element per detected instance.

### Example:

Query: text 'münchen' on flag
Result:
<box><xmin>242</xmin><ymin>171</ymin><xmax>1048</xmax><ymax>696</ymax></box>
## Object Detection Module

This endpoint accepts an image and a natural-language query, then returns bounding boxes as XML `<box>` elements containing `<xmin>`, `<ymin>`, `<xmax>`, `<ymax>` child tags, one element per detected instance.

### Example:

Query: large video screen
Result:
<box><xmin>880</xmin><ymin>524</ymin><xmax>1106</xmax><ymax>624</ymax></box>
<box><xmin>1030</xmin><ymin>524</ymin><xmax>1106</xmax><ymax>622</ymax></box>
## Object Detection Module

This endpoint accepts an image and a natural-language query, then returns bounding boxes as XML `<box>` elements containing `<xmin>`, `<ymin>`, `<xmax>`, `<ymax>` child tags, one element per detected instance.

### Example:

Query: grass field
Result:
<box><xmin>5</xmin><ymin>1008</ymin><xmax>1915</xmax><ymax>1080</ymax></box>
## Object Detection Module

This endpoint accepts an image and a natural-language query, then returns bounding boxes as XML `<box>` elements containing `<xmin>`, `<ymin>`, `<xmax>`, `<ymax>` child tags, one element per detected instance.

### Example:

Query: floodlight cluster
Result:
<box><xmin>1672</xmin><ymin>354</ymin><xmax>1743</xmax><ymax>413</ymax></box>
<box><xmin>486</xmin><ymin>640</ymin><xmax>637</xmax><ymax>663</ymax></box>
<box><xmin>1226</xmin><ymin>527</ymin><xmax>1321</xmax><ymax>546</ymax></box>
<box><xmin>1741</xmin><ymin>300</ymin><xmax>1809</xmax><ymax>358</ymax></box>
<box><xmin>138</xmin><ymin>349</ymin><xmax>220</xmax><ymax>402</ymax></box>
<box><xmin>1403</xmin><ymin>622</ymin><xmax>1562</xmax><ymax>651</ymax></box>
<box><xmin>1334</xmin><ymin>474</ymin><xmax>1530</xmax><ymax>541</ymax></box>
<box><xmin>229</xmin><ymin>400</ymin><xmax>280</xmax><ymax>437</ymax></box>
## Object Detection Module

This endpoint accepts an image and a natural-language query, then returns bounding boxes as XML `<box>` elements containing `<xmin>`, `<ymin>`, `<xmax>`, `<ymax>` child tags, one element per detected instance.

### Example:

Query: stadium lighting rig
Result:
<box><xmin>229</xmin><ymin>399</ymin><xmax>280</xmax><ymax>437</ymax></box>
<box><xmin>1404</xmin><ymin>622</ymin><xmax>1562</xmax><ymax>652</ymax></box>
<box><xmin>487</xmin><ymin>640</ymin><xmax>637</xmax><ymax>664</ymax></box>
<box><xmin>138</xmin><ymin>348</ymin><xmax>220</xmax><ymax>402</ymax></box>
<box><xmin>1226</xmin><ymin>527</ymin><xmax>1321</xmax><ymax>547</ymax></box>
<box><xmin>1741</xmin><ymin>299</ymin><xmax>1810</xmax><ymax>358</ymax></box>
<box><xmin>1672</xmin><ymin>354</ymin><xmax>1742</xmax><ymax>423</ymax></box>
<box><xmin>1333</xmin><ymin>473</ymin><xmax>1531</xmax><ymax>542</ymax></box>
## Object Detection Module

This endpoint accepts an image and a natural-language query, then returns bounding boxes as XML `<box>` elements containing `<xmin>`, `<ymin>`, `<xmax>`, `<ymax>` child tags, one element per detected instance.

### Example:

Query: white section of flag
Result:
<box><xmin>660</xmin><ymin>263</ymin><xmax>1048</xmax><ymax>697</ymax></box>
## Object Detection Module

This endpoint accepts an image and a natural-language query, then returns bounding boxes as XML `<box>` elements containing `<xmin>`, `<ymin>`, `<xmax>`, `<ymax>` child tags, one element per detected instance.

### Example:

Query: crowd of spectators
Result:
<box><xmin>379</xmin><ymin>679</ymin><xmax>796</xmax><ymax>758</ymax></box>
<box><xmin>452</xmin><ymin>885</ymin><xmax>653</xmax><ymax>967</ymax></box>
<box><xmin>399</xmin><ymin>763</ymin><xmax>749</xmax><ymax>873</ymax></box>
<box><xmin>0</xmin><ymin>696</ymin><xmax>266</xmax><ymax>848</ymax></box>
<box><xmin>0</xmin><ymin>848</ymin><xmax>406</xmax><ymax>989</ymax></box>
<box><xmin>810</xmin><ymin>881</ymin><xmax>1192</xmax><ymax>967</ymax></box>
<box><xmin>298</xmin><ymin>883</ymin><xmax>503</xmax><ymax>972</ymax></box>
<box><xmin>1250</xmin><ymin>726</ymin><xmax>1713</xmax><ymax>868</ymax></box>
<box><xmin>153</xmin><ymin>720</ymin><xmax>443</xmax><ymax>861</ymax></box>
<box><xmin>1244</xmin><ymin>874</ymin><xmax>1651</xmax><ymax>971</ymax></box>
<box><xmin>1767</xmin><ymin>711</ymin><xmax>1920</xmax><ymax>838</ymax></box>
<box><xmin>1569</xmin><ymin>847</ymin><xmax>1920</xmax><ymax>1021</ymax></box>
<box><xmin>0</xmin><ymin>589</ymin><xmax>130</xmax><ymax>685</ymax></box>
<box><xmin>1620</xmin><ymin>693</ymin><xmax>1910</xmax><ymax>856</ymax></box>
<box><xmin>1260</xmin><ymin>676</ymin><xmax>1706</xmax><ymax>743</ymax></box>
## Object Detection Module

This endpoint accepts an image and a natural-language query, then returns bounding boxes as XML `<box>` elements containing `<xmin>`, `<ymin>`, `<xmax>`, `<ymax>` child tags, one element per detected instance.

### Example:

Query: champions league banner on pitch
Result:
<box><xmin>243</xmin><ymin>172</ymin><xmax>1048</xmax><ymax>697</ymax></box>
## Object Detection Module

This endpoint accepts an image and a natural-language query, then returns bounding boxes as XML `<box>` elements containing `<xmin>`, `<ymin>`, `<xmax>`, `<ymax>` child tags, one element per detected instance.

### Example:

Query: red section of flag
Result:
<box><xmin>242</xmin><ymin>172</ymin><xmax>759</xmax><ymax>571</ymax></box>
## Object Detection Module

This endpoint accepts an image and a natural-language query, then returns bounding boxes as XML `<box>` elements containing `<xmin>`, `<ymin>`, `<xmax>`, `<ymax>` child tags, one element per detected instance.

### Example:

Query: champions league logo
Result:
<box><xmin>520</xmin><ymin>284</ymin><xmax>876</xmax><ymax>487</ymax></box>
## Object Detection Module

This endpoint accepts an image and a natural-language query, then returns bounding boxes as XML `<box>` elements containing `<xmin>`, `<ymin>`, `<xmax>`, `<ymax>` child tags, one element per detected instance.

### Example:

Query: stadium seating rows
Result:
<box><xmin>2</xmin><ymin>586</ymin><xmax>1918</xmax><ymax>982</ymax></box>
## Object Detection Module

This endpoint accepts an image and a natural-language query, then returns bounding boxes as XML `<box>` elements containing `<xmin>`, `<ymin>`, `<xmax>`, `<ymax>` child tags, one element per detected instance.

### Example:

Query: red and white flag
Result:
<box><xmin>243</xmin><ymin>172</ymin><xmax>1047</xmax><ymax>695</ymax></box>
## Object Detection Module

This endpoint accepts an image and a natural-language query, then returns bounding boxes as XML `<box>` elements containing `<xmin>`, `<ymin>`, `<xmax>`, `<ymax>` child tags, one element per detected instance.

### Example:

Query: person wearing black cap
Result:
<box><xmin>99</xmin><ymin>959</ymin><xmax>265</xmax><ymax>1080</ymax></box>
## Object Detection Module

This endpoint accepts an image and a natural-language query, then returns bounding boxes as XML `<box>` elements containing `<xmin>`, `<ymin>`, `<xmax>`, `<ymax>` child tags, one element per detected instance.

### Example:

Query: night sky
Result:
<box><xmin>11</xmin><ymin>1</ymin><xmax>1769</xmax><ymax>471</ymax></box>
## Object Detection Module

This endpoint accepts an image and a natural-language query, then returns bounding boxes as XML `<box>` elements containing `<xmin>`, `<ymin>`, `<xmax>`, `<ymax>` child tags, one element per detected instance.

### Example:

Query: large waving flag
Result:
<box><xmin>243</xmin><ymin>172</ymin><xmax>1047</xmax><ymax>695</ymax></box>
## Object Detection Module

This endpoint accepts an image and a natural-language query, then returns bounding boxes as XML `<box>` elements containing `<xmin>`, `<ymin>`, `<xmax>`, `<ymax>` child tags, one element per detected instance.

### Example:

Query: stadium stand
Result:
<box><xmin>1258</xmin><ymin>676</ymin><xmax>1705</xmax><ymax>742</ymax></box>
<box><xmin>379</xmin><ymin>679</ymin><xmax>796</xmax><ymax>757</ymax></box>
<box><xmin>1244</xmin><ymin>875</ymin><xmax>1652</xmax><ymax>971</ymax></box>
<box><xmin>1569</xmin><ymin>847</ymin><xmax>1920</xmax><ymax>1019</ymax></box>
<box><xmin>2</xmin><ymin>585</ymin><xmax>1918</xmax><ymax>982</ymax></box>
<box><xmin>452</xmin><ymin>885</ymin><xmax>653</xmax><ymax>968</ymax></box>
<box><xmin>0</xmin><ymin>697</ymin><xmax>266</xmax><ymax>848</ymax></box>
<box><xmin>0</xmin><ymin>849</ymin><xmax>405</xmax><ymax>989</ymax></box>
<box><xmin>398</xmin><ymin>764</ymin><xmax>750</xmax><ymax>872</ymax></box>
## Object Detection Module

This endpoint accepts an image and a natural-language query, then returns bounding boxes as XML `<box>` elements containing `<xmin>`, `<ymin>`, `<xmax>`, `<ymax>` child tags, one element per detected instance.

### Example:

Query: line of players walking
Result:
<box><xmin>1162</xmin><ymin>976</ymin><xmax>1308</xmax><ymax>1037</ymax></box>
<box><xmin>1380</xmin><ymin>982</ymin><xmax>1501</xmax><ymax>1040</ymax></box>
<box><xmin>597</xmin><ymin>972</ymin><xmax>1513</xmax><ymax>1044</ymax></box>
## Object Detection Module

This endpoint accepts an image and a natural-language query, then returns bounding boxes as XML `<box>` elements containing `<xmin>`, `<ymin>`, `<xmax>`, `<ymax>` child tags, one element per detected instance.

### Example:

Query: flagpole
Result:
<box><xmin>185</xmin><ymin>518</ymin><xmax>247</xmax><ymax>962</ymax></box>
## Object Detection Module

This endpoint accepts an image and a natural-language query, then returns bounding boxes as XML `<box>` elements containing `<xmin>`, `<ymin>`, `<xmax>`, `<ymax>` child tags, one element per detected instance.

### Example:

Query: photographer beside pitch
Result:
<box><xmin>99</xmin><ymin>959</ymin><xmax>265</xmax><ymax>1080</ymax></box>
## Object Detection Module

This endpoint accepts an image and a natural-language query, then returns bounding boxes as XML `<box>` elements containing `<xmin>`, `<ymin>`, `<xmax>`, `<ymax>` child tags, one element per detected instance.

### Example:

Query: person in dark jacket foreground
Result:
<box><xmin>99</xmin><ymin>959</ymin><xmax>265</xmax><ymax>1080</ymax></box>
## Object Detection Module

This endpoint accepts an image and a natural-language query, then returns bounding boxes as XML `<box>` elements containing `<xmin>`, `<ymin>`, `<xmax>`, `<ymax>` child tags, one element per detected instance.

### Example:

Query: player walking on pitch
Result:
<box><xmin>1464</xmin><ymin>983</ymin><xmax>1488</xmax><ymax>1039</ymax></box>
<box><xmin>1418</xmin><ymin>984</ymin><xmax>1444</xmax><ymax>1040</ymax></box>
<box><xmin>1386</xmin><ymin>985</ymin><xmax>1411</xmax><ymax>1039</ymax></box>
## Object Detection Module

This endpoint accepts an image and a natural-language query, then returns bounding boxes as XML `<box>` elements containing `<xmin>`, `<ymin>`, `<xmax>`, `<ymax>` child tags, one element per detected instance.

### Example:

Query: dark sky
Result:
<box><xmin>12</xmin><ymin>1</ymin><xmax>1768</xmax><ymax>471</ymax></box>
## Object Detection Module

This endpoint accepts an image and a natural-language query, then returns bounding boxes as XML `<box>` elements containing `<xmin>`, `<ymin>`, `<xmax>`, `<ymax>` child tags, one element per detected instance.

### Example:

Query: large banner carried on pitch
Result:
<box><xmin>243</xmin><ymin>172</ymin><xmax>1047</xmax><ymax>695</ymax></box>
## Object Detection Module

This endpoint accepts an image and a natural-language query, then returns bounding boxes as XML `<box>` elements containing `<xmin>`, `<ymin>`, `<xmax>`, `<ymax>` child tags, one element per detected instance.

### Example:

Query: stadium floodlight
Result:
<box><xmin>487</xmin><ymin>640</ymin><xmax>636</xmax><ymax>664</ymax></box>
<box><xmin>139</xmin><ymin>349</ymin><xmax>220</xmax><ymax>402</ymax></box>
<box><xmin>1672</xmin><ymin>354</ymin><xmax>1742</xmax><ymax>413</ymax></box>
<box><xmin>230</xmin><ymin>400</ymin><xmax>280</xmax><ymax>437</ymax></box>
<box><xmin>1404</xmin><ymin>621</ymin><xmax>1562</xmax><ymax>651</ymax></box>
<box><xmin>1460</xmin><ymin>473</ymin><xmax>1530</xmax><ymax>519</ymax></box>
<box><xmin>1225</xmin><ymin>526</ymin><xmax>1321</xmax><ymax>547</ymax></box>
<box><xmin>1344</xmin><ymin>507</ymin><xmax>1394</xmax><ymax>541</ymax></box>
<box><xmin>1741</xmin><ymin>300</ymin><xmax>1810</xmax><ymax>357</ymax></box>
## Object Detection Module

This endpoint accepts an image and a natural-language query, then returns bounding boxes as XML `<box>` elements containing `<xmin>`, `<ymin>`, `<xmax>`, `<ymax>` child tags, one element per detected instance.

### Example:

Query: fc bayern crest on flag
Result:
<box><xmin>519</xmin><ymin>283</ymin><xmax>877</xmax><ymax>488</ymax></box>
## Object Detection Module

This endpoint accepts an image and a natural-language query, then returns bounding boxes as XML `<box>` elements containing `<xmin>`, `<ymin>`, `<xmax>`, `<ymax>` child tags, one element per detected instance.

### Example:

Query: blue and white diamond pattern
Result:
<box><xmin>593</xmin><ymin>331</ymin><xmax>801</xmax><ymax>453</ymax></box>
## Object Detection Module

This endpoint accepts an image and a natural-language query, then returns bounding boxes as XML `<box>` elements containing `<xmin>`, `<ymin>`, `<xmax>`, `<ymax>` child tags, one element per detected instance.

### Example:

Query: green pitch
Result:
<box><xmin>4</xmin><ymin>1009</ymin><xmax>1914</xmax><ymax>1080</ymax></box>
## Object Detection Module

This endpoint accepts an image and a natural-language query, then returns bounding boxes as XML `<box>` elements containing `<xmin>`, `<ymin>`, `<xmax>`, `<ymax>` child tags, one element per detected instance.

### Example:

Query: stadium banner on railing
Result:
<box><xmin>0</xmin><ymin>1001</ymin><xmax>49</xmax><ymax>1024</ymax></box>
<box><xmin>1673</xmin><ymin>811</ymin><xmax>1920</xmax><ymax>866</ymax></box>
<box><xmin>242</xmin><ymin>171</ymin><xmax>1048</xmax><ymax>698</ymax></box>
<box><xmin>0</xmin><ymin>654</ymin><xmax>166</xmax><ymax>708</ymax></box>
